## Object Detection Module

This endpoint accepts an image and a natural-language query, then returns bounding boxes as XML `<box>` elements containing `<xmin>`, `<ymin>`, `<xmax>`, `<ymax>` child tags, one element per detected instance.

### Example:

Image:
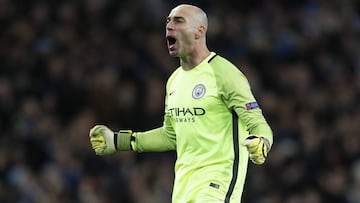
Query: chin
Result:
<box><xmin>168</xmin><ymin>51</ymin><xmax>179</xmax><ymax>57</ymax></box>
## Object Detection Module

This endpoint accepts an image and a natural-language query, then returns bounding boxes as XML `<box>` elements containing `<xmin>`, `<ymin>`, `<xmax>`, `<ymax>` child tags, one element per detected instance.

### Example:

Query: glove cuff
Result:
<box><xmin>115</xmin><ymin>130</ymin><xmax>133</xmax><ymax>151</ymax></box>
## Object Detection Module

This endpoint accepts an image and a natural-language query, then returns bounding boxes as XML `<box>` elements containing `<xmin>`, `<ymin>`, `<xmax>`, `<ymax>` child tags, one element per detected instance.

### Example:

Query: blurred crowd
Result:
<box><xmin>0</xmin><ymin>0</ymin><xmax>359</xmax><ymax>202</ymax></box>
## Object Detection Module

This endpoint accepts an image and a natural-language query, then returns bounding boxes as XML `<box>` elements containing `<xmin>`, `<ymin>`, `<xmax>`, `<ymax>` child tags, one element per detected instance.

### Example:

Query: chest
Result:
<box><xmin>167</xmin><ymin>69</ymin><xmax>220</xmax><ymax>111</ymax></box>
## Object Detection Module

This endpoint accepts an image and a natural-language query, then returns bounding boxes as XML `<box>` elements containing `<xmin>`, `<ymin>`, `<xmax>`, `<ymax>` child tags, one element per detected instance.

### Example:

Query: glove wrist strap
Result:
<box><xmin>114</xmin><ymin>130</ymin><xmax>133</xmax><ymax>151</ymax></box>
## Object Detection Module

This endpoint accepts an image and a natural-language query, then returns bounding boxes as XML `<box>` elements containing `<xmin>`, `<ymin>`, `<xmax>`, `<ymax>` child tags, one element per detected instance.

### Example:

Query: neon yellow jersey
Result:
<box><xmin>132</xmin><ymin>52</ymin><xmax>273</xmax><ymax>202</ymax></box>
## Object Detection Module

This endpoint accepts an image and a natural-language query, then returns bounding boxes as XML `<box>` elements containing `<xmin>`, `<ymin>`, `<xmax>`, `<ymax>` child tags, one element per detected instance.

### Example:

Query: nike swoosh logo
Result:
<box><xmin>169</xmin><ymin>90</ymin><xmax>176</xmax><ymax>96</ymax></box>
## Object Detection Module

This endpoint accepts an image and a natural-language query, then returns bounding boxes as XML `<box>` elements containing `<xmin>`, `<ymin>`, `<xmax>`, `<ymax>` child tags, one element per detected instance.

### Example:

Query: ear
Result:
<box><xmin>194</xmin><ymin>25</ymin><xmax>205</xmax><ymax>39</ymax></box>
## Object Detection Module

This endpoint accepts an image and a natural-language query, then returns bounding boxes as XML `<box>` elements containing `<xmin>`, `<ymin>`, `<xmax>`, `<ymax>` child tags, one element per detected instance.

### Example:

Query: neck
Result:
<box><xmin>180</xmin><ymin>47</ymin><xmax>211</xmax><ymax>70</ymax></box>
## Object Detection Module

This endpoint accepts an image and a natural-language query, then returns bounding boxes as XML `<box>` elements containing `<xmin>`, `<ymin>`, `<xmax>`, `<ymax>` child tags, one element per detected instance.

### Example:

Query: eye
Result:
<box><xmin>174</xmin><ymin>17</ymin><xmax>184</xmax><ymax>23</ymax></box>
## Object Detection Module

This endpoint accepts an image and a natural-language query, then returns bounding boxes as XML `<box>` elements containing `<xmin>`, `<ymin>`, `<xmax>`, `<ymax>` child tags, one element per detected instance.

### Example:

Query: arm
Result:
<box><xmin>89</xmin><ymin>119</ymin><xmax>176</xmax><ymax>155</ymax></box>
<box><xmin>229</xmin><ymin>76</ymin><xmax>273</xmax><ymax>164</ymax></box>
<box><xmin>213</xmin><ymin>58</ymin><xmax>273</xmax><ymax>143</ymax></box>
<box><xmin>89</xmin><ymin>89</ymin><xmax>176</xmax><ymax>155</ymax></box>
<box><xmin>132</xmin><ymin>126</ymin><xmax>176</xmax><ymax>152</ymax></box>
<box><xmin>227</xmin><ymin>93</ymin><xmax>273</xmax><ymax>150</ymax></box>
<box><xmin>211</xmin><ymin>56</ymin><xmax>273</xmax><ymax>163</ymax></box>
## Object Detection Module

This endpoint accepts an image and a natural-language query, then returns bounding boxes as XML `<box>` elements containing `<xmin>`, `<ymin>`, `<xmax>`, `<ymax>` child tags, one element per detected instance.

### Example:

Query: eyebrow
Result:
<box><xmin>166</xmin><ymin>16</ymin><xmax>186</xmax><ymax>22</ymax></box>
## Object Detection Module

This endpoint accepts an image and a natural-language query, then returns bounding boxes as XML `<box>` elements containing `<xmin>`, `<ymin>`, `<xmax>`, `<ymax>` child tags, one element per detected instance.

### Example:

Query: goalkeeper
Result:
<box><xmin>89</xmin><ymin>4</ymin><xmax>273</xmax><ymax>203</ymax></box>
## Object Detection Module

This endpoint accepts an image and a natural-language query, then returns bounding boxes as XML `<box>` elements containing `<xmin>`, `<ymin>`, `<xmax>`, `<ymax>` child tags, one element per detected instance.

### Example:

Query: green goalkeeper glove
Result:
<box><xmin>243</xmin><ymin>135</ymin><xmax>270</xmax><ymax>164</ymax></box>
<box><xmin>89</xmin><ymin>125</ymin><xmax>133</xmax><ymax>155</ymax></box>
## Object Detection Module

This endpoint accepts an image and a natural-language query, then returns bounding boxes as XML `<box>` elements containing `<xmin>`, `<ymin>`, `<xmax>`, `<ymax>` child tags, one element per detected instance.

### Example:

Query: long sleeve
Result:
<box><xmin>212</xmin><ymin>56</ymin><xmax>273</xmax><ymax>147</ymax></box>
<box><xmin>132</xmin><ymin>126</ymin><xmax>176</xmax><ymax>152</ymax></box>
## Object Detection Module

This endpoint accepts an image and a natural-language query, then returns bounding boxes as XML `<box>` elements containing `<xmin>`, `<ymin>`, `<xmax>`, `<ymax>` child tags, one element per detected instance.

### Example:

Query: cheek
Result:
<box><xmin>180</xmin><ymin>30</ymin><xmax>196</xmax><ymax>45</ymax></box>
<box><xmin>186</xmin><ymin>28</ymin><xmax>197</xmax><ymax>40</ymax></box>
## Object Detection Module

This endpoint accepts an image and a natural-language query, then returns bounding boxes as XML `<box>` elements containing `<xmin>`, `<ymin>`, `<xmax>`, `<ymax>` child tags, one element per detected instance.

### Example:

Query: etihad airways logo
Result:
<box><xmin>168</xmin><ymin>107</ymin><xmax>205</xmax><ymax>123</ymax></box>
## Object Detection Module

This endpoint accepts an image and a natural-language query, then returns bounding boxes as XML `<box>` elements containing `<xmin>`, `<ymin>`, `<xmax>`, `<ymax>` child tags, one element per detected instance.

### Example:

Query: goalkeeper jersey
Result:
<box><xmin>132</xmin><ymin>52</ymin><xmax>273</xmax><ymax>202</ymax></box>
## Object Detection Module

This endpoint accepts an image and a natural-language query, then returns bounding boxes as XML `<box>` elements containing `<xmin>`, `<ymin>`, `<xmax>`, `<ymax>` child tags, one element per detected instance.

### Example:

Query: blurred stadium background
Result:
<box><xmin>0</xmin><ymin>0</ymin><xmax>359</xmax><ymax>202</ymax></box>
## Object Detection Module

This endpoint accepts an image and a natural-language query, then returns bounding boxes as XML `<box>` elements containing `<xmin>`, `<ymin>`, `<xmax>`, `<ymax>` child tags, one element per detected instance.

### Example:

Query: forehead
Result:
<box><xmin>168</xmin><ymin>6</ymin><xmax>194</xmax><ymax>19</ymax></box>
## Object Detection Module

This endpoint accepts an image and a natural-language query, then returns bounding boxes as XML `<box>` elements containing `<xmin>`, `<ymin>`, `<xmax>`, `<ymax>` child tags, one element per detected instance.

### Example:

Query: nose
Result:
<box><xmin>166</xmin><ymin>21</ymin><xmax>174</xmax><ymax>31</ymax></box>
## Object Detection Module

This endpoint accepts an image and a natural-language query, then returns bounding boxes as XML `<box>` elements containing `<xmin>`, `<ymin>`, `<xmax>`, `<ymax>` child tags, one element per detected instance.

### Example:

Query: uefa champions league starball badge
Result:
<box><xmin>192</xmin><ymin>84</ymin><xmax>206</xmax><ymax>99</ymax></box>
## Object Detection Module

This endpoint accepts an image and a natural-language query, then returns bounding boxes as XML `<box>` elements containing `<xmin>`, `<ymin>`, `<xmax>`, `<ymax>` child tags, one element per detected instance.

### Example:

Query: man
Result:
<box><xmin>89</xmin><ymin>4</ymin><xmax>273</xmax><ymax>203</ymax></box>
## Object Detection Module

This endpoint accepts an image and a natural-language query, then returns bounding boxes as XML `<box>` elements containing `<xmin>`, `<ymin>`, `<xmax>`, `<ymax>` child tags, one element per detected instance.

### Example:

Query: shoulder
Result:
<box><xmin>168</xmin><ymin>66</ymin><xmax>181</xmax><ymax>80</ymax></box>
<box><xmin>207</xmin><ymin>54</ymin><xmax>247</xmax><ymax>81</ymax></box>
<box><xmin>208</xmin><ymin>54</ymin><xmax>234</xmax><ymax>67</ymax></box>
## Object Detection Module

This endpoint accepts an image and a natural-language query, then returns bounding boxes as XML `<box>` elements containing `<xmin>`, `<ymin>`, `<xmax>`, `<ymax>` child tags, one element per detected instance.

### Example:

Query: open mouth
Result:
<box><xmin>167</xmin><ymin>36</ymin><xmax>177</xmax><ymax>48</ymax></box>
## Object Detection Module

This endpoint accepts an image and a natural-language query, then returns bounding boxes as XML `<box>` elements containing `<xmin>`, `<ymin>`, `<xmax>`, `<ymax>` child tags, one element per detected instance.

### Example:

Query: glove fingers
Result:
<box><xmin>244</xmin><ymin>137</ymin><xmax>261</xmax><ymax>153</ymax></box>
<box><xmin>250</xmin><ymin>157</ymin><xmax>265</xmax><ymax>164</ymax></box>
<box><xmin>244</xmin><ymin>136</ymin><xmax>269</xmax><ymax>164</ymax></box>
<box><xmin>89</xmin><ymin>125</ymin><xmax>116</xmax><ymax>156</ymax></box>
<box><xmin>90</xmin><ymin>139</ymin><xmax>105</xmax><ymax>147</ymax></box>
<box><xmin>89</xmin><ymin>125</ymin><xmax>107</xmax><ymax>137</ymax></box>
<box><xmin>91</xmin><ymin>140</ymin><xmax>107</xmax><ymax>155</ymax></box>
<box><xmin>94</xmin><ymin>147</ymin><xmax>106</xmax><ymax>155</ymax></box>
<box><xmin>249</xmin><ymin>152</ymin><xmax>265</xmax><ymax>164</ymax></box>
<box><xmin>90</xmin><ymin>131</ymin><xmax>107</xmax><ymax>150</ymax></box>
